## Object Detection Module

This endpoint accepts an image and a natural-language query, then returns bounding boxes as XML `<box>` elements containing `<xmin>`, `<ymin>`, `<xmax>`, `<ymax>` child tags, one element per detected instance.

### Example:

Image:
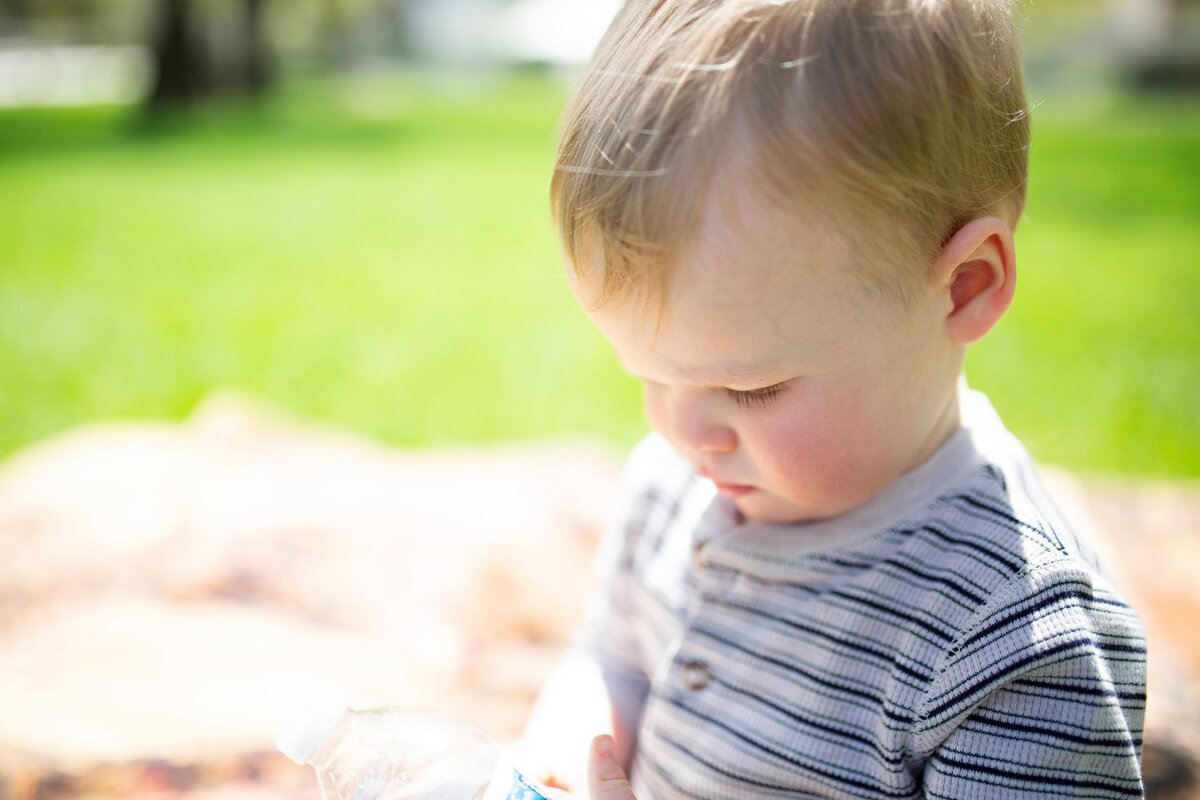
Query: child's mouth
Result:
<box><xmin>714</xmin><ymin>482</ymin><xmax>754</xmax><ymax>497</ymax></box>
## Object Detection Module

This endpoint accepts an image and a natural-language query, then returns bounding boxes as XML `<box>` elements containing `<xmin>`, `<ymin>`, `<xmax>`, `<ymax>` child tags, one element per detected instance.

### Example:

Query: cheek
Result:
<box><xmin>751</xmin><ymin>413</ymin><xmax>842</xmax><ymax>477</ymax></box>
<box><xmin>641</xmin><ymin>384</ymin><xmax>668</xmax><ymax>437</ymax></box>
<box><xmin>745</xmin><ymin>389</ymin><xmax>877</xmax><ymax>494</ymax></box>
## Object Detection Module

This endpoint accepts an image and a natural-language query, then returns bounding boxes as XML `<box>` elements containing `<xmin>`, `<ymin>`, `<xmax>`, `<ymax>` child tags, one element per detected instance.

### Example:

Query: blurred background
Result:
<box><xmin>0</xmin><ymin>0</ymin><xmax>1198</xmax><ymax>798</ymax></box>
<box><xmin>0</xmin><ymin>0</ymin><xmax>1198</xmax><ymax>470</ymax></box>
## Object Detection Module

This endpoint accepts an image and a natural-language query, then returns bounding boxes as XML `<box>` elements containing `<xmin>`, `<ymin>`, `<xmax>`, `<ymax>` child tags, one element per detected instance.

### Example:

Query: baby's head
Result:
<box><xmin>553</xmin><ymin>0</ymin><xmax>1030</xmax><ymax>523</ymax></box>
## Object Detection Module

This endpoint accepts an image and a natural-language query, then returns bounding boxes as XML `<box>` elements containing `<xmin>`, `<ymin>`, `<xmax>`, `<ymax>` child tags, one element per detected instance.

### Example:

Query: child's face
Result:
<box><xmin>570</xmin><ymin>184</ymin><xmax>965</xmax><ymax>524</ymax></box>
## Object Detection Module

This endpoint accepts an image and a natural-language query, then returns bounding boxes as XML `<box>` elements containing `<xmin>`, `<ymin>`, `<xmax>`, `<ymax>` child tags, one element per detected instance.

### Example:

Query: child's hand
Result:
<box><xmin>587</xmin><ymin>735</ymin><xmax>636</xmax><ymax>800</ymax></box>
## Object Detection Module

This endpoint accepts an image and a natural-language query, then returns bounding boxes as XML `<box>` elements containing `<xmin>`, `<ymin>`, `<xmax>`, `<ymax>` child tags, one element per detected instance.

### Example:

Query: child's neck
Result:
<box><xmin>904</xmin><ymin>378</ymin><xmax>966</xmax><ymax>481</ymax></box>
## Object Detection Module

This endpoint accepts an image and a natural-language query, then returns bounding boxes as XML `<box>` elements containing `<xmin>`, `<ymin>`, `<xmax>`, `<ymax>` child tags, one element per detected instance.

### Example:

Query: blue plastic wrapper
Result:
<box><xmin>496</xmin><ymin>768</ymin><xmax>554</xmax><ymax>800</ymax></box>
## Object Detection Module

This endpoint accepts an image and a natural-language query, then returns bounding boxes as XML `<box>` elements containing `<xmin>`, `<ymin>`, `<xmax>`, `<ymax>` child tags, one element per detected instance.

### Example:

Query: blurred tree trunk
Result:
<box><xmin>1125</xmin><ymin>0</ymin><xmax>1200</xmax><ymax>91</ymax></box>
<box><xmin>148</xmin><ymin>0</ymin><xmax>209</xmax><ymax>106</ymax></box>
<box><xmin>241</xmin><ymin>0</ymin><xmax>273</xmax><ymax>94</ymax></box>
<box><xmin>148</xmin><ymin>0</ymin><xmax>274</xmax><ymax>108</ymax></box>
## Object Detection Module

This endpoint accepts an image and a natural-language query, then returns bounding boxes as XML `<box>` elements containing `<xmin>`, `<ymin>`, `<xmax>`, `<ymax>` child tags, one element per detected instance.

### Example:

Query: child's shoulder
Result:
<box><xmin>611</xmin><ymin>431</ymin><xmax>719</xmax><ymax>549</ymax></box>
<box><xmin>894</xmin><ymin>395</ymin><xmax>1144</xmax><ymax>675</ymax></box>
<box><xmin>910</xmin><ymin>451</ymin><xmax>1145</xmax><ymax>746</ymax></box>
<box><xmin>943</xmin><ymin>389</ymin><xmax>1109</xmax><ymax>576</ymax></box>
<box><xmin>915</xmin><ymin>450</ymin><xmax>1132</xmax><ymax>631</ymax></box>
<box><xmin>620</xmin><ymin>430</ymin><xmax>692</xmax><ymax>488</ymax></box>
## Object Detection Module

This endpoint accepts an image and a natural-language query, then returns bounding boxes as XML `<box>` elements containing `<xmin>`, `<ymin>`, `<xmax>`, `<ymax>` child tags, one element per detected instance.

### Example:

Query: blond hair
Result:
<box><xmin>551</xmin><ymin>0</ymin><xmax>1030</xmax><ymax>306</ymax></box>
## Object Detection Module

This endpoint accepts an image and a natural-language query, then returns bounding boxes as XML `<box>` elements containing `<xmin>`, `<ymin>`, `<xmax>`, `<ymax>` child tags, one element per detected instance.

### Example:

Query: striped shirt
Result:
<box><xmin>580</xmin><ymin>389</ymin><xmax>1146</xmax><ymax>799</ymax></box>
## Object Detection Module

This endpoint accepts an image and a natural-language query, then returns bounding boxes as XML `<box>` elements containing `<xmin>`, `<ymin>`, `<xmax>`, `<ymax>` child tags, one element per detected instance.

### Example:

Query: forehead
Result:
<box><xmin>581</xmin><ymin>181</ymin><xmax>872</xmax><ymax>386</ymax></box>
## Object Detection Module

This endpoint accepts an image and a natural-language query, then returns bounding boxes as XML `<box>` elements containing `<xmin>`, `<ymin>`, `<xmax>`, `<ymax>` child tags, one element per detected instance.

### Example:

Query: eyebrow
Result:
<box><xmin>691</xmin><ymin>364</ymin><xmax>782</xmax><ymax>385</ymax></box>
<box><xmin>619</xmin><ymin>357</ymin><xmax>785</xmax><ymax>387</ymax></box>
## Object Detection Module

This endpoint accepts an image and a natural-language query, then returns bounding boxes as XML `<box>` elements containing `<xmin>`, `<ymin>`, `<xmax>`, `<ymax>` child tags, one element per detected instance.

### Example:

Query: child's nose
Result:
<box><xmin>672</xmin><ymin>399</ymin><xmax>737</xmax><ymax>455</ymax></box>
<box><xmin>693</xmin><ymin>425</ymin><xmax>737</xmax><ymax>454</ymax></box>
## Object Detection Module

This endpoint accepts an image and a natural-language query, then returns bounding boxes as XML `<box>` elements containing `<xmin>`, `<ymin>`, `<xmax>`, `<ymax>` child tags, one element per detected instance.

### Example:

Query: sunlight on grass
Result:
<box><xmin>1</xmin><ymin>72</ymin><xmax>1197</xmax><ymax>476</ymax></box>
<box><xmin>968</xmin><ymin>95</ymin><xmax>1200</xmax><ymax>475</ymax></box>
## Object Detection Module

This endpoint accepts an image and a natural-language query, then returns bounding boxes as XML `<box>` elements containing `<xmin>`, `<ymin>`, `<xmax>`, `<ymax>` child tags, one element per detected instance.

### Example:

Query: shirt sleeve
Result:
<box><xmin>573</xmin><ymin>435</ymin><xmax>665</xmax><ymax>739</ymax></box>
<box><xmin>915</xmin><ymin>561</ymin><xmax>1147</xmax><ymax>799</ymax></box>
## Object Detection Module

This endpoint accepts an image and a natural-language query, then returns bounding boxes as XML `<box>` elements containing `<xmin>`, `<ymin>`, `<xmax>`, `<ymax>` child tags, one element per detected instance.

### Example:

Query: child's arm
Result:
<box><xmin>915</xmin><ymin>564</ymin><xmax>1146</xmax><ymax>797</ymax></box>
<box><xmin>515</xmin><ymin>435</ymin><xmax>663</xmax><ymax>794</ymax></box>
<box><xmin>513</xmin><ymin>542</ymin><xmax>639</xmax><ymax>792</ymax></box>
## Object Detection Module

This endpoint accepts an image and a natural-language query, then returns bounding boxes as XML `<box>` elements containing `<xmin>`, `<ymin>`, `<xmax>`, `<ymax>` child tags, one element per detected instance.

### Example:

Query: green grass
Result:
<box><xmin>1</xmin><ymin>73</ymin><xmax>1197</xmax><ymax>476</ymax></box>
<box><xmin>967</xmin><ymin>94</ymin><xmax>1200</xmax><ymax>475</ymax></box>
<box><xmin>0</xmin><ymin>73</ymin><xmax>646</xmax><ymax>453</ymax></box>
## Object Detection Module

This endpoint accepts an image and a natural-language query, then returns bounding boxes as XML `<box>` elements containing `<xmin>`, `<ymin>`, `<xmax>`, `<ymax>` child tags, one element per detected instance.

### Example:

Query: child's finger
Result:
<box><xmin>587</xmin><ymin>735</ymin><xmax>637</xmax><ymax>800</ymax></box>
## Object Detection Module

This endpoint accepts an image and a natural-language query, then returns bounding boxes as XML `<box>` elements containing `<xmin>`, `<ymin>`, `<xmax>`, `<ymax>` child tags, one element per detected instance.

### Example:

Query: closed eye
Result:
<box><xmin>725</xmin><ymin>381</ymin><xmax>788</xmax><ymax>408</ymax></box>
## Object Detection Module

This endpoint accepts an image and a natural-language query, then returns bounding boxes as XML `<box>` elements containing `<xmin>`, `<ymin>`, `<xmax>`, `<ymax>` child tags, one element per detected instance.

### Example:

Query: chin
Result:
<box><xmin>739</xmin><ymin>498</ymin><xmax>820</xmax><ymax>525</ymax></box>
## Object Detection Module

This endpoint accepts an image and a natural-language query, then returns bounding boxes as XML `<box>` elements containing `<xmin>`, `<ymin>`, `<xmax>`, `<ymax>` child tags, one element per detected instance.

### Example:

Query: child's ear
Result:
<box><xmin>936</xmin><ymin>217</ymin><xmax>1016</xmax><ymax>345</ymax></box>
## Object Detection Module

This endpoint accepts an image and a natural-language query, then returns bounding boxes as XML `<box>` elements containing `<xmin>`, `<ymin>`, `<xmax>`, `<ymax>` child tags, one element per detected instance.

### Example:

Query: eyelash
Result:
<box><xmin>725</xmin><ymin>382</ymin><xmax>787</xmax><ymax>408</ymax></box>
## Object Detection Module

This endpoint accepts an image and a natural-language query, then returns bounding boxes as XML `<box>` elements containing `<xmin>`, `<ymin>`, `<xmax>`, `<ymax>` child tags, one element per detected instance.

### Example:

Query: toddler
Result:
<box><xmin>520</xmin><ymin>1</ymin><xmax>1147</xmax><ymax>797</ymax></box>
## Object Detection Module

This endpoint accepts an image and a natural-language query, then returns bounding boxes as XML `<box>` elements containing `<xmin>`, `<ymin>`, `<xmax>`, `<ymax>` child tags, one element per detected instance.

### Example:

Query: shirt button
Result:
<box><xmin>681</xmin><ymin>659</ymin><xmax>711</xmax><ymax>691</ymax></box>
<box><xmin>691</xmin><ymin>542</ymin><xmax>706</xmax><ymax>572</ymax></box>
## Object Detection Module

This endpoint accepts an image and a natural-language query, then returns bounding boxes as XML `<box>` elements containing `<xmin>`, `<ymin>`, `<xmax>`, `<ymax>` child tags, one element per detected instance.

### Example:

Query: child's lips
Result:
<box><xmin>698</xmin><ymin>466</ymin><xmax>754</xmax><ymax>497</ymax></box>
<box><xmin>714</xmin><ymin>481</ymin><xmax>754</xmax><ymax>497</ymax></box>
